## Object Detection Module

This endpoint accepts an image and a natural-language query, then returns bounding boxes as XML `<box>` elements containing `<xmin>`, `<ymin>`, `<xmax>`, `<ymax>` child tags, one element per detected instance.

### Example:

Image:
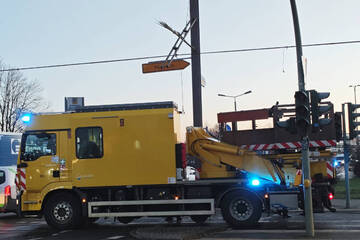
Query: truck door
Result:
<box><xmin>19</xmin><ymin>130</ymin><xmax>69</xmax><ymax>192</ymax></box>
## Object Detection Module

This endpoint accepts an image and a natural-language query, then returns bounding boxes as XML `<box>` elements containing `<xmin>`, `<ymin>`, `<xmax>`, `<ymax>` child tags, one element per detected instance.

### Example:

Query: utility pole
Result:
<box><xmin>290</xmin><ymin>0</ymin><xmax>314</xmax><ymax>237</ymax></box>
<box><xmin>190</xmin><ymin>0</ymin><xmax>202</xmax><ymax>127</ymax></box>
<box><xmin>342</xmin><ymin>103</ymin><xmax>351</xmax><ymax>208</ymax></box>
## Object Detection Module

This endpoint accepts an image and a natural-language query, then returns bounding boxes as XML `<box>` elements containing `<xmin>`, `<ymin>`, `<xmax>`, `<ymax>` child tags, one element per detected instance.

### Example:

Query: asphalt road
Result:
<box><xmin>0</xmin><ymin>208</ymin><xmax>360</xmax><ymax>240</ymax></box>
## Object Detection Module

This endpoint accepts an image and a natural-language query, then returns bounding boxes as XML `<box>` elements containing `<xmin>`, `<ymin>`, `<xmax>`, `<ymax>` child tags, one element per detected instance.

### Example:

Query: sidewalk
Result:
<box><xmin>332</xmin><ymin>198</ymin><xmax>360</xmax><ymax>211</ymax></box>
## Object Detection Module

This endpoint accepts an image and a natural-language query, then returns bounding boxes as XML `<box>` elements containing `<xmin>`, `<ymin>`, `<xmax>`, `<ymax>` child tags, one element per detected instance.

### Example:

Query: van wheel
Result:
<box><xmin>44</xmin><ymin>193</ymin><xmax>82</xmax><ymax>230</ymax></box>
<box><xmin>221</xmin><ymin>191</ymin><xmax>262</xmax><ymax>228</ymax></box>
<box><xmin>190</xmin><ymin>215</ymin><xmax>210</xmax><ymax>224</ymax></box>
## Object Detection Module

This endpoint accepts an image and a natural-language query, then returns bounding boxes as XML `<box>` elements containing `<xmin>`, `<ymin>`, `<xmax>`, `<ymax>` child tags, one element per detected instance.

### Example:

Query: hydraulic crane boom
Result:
<box><xmin>186</xmin><ymin>127</ymin><xmax>284</xmax><ymax>184</ymax></box>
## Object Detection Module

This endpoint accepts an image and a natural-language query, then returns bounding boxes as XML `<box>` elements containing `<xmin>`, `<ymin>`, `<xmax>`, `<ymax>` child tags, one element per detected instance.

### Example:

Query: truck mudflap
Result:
<box><xmin>87</xmin><ymin>199</ymin><xmax>215</xmax><ymax>218</ymax></box>
<box><xmin>73</xmin><ymin>188</ymin><xmax>88</xmax><ymax>217</ymax></box>
<box><xmin>16</xmin><ymin>191</ymin><xmax>23</xmax><ymax>217</ymax></box>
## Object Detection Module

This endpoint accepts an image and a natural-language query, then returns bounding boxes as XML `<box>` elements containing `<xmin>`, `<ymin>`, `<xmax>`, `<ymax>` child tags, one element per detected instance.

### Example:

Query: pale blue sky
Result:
<box><xmin>1</xmin><ymin>1</ymin><xmax>360</xmax><ymax>133</ymax></box>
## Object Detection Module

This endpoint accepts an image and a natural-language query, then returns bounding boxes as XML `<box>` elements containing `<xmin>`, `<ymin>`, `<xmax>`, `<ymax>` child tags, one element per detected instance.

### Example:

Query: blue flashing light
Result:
<box><xmin>333</xmin><ymin>160</ymin><xmax>339</xmax><ymax>167</ymax></box>
<box><xmin>21</xmin><ymin>114</ymin><xmax>31</xmax><ymax>123</ymax></box>
<box><xmin>251</xmin><ymin>179</ymin><xmax>260</xmax><ymax>186</ymax></box>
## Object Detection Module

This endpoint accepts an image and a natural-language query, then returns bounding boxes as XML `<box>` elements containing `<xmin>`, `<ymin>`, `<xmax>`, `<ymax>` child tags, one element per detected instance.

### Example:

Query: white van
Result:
<box><xmin>0</xmin><ymin>166</ymin><xmax>17</xmax><ymax>213</ymax></box>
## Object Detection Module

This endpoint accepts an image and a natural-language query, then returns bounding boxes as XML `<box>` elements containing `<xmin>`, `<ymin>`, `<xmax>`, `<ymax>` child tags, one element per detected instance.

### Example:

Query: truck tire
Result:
<box><xmin>190</xmin><ymin>215</ymin><xmax>210</xmax><ymax>224</ymax></box>
<box><xmin>44</xmin><ymin>193</ymin><xmax>82</xmax><ymax>230</ymax></box>
<box><xmin>221</xmin><ymin>190</ymin><xmax>262</xmax><ymax>228</ymax></box>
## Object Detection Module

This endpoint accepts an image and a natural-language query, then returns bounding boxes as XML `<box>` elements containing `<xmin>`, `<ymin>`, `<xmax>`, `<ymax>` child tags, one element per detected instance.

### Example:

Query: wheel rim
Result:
<box><xmin>53</xmin><ymin>201</ymin><xmax>73</xmax><ymax>223</ymax></box>
<box><xmin>230</xmin><ymin>198</ymin><xmax>253</xmax><ymax>221</ymax></box>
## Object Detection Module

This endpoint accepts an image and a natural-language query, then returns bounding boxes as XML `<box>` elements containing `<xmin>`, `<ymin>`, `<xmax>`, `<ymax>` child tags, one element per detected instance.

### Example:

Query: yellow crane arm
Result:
<box><xmin>186</xmin><ymin>127</ymin><xmax>284</xmax><ymax>184</ymax></box>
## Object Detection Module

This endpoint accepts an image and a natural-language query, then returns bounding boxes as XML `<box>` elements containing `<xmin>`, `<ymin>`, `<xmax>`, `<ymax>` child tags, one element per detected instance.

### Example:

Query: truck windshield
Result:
<box><xmin>0</xmin><ymin>171</ymin><xmax>4</xmax><ymax>184</ymax></box>
<box><xmin>20</xmin><ymin>133</ymin><xmax>56</xmax><ymax>161</ymax></box>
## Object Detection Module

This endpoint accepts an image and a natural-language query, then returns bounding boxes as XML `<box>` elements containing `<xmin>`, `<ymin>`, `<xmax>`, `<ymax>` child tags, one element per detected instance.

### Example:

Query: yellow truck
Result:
<box><xmin>16</xmin><ymin>101</ymin><xmax>299</xmax><ymax>229</ymax></box>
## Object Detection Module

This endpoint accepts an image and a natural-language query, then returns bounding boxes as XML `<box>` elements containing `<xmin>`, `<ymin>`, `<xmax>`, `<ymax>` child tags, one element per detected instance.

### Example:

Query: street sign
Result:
<box><xmin>142</xmin><ymin>59</ymin><xmax>190</xmax><ymax>74</ymax></box>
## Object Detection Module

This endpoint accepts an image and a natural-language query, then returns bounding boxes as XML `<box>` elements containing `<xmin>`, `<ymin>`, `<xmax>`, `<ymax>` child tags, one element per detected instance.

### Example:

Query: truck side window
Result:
<box><xmin>20</xmin><ymin>133</ymin><xmax>56</xmax><ymax>161</ymax></box>
<box><xmin>76</xmin><ymin>127</ymin><xmax>103</xmax><ymax>159</ymax></box>
<box><xmin>0</xmin><ymin>171</ymin><xmax>5</xmax><ymax>184</ymax></box>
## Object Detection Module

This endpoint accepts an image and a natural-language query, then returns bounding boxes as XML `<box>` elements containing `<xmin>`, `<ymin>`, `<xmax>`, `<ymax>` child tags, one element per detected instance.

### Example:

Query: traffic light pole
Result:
<box><xmin>342</xmin><ymin>103</ymin><xmax>351</xmax><ymax>208</ymax></box>
<box><xmin>290</xmin><ymin>0</ymin><xmax>314</xmax><ymax>237</ymax></box>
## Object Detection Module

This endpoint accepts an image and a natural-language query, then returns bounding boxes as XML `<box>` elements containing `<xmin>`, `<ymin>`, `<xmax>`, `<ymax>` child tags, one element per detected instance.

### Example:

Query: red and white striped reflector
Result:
<box><xmin>15</xmin><ymin>168</ymin><xmax>26</xmax><ymax>191</ymax></box>
<box><xmin>241</xmin><ymin>140</ymin><xmax>336</xmax><ymax>150</ymax></box>
<box><xmin>327</xmin><ymin>162</ymin><xmax>334</xmax><ymax>178</ymax></box>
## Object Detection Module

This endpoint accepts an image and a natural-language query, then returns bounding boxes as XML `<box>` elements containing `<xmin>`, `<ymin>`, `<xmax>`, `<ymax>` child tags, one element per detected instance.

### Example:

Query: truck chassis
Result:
<box><xmin>22</xmin><ymin>178</ymin><xmax>278</xmax><ymax>229</ymax></box>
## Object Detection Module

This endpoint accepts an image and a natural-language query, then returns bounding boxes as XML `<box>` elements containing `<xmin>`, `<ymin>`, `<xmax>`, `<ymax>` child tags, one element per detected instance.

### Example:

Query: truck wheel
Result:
<box><xmin>44</xmin><ymin>193</ymin><xmax>82</xmax><ymax>230</ymax></box>
<box><xmin>191</xmin><ymin>215</ymin><xmax>210</xmax><ymax>224</ymax></box>
<box><xmin>221</xmin><ymin>191</ymin><xmax>262</xmax><ymax>228</ymax></box>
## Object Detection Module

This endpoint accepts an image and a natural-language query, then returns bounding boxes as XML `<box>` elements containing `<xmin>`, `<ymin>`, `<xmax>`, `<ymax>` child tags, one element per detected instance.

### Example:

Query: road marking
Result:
<box><xmin>28</xmin><ymin>238</ymin><xmax>43</xmax><ymax>240</ymax></box>
<box><xmin>201</xmin><ymin>229</ymin><xmax>360</xmax><ymax>240</ymax></box>
<box><xmin>107</xmin><ymin>236</ymin><xmax>125</xmax><ymax>239</ymax></box>
<box><xmin>59</xmin><ymin>230</ymin><xmax>72</xmax><ymax>234</ymax></box>
<box><xmin>261</xmin><ymin>219</ymin><xmax>360</xmax><ymax>223</ymax></box>
<box><xmin>52</xmin><ymin>233</ymin><xmax>59</xmax><ymax>236</ymax></box>
<box><xmin>223</xmin><ymin>229</ymin><xmax>360</xmax><ymax>233</ymax></box>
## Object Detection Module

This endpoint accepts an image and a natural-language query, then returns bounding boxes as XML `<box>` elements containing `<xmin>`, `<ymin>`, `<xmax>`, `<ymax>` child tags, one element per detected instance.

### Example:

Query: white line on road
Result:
<box><xmin>106</xmin><ymin>236</ymin><xmax>125</xmax><ymax>239</ymax></box>
<box><xmin>224</xmin><ymin>229</ymin><xmax>360</xmax><ymax>233</ymax></box>
<box><xmin>261</xmin><ymin>219</ymin><xmax>360</xmax><ymax>223</ymax></box>
<box><xmin>28</xmin><ymin>238</ymin><xmax>43</xmax><ymax>240</ymax></box>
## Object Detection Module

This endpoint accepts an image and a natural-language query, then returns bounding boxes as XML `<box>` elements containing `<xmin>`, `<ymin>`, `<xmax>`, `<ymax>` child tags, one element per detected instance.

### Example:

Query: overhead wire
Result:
<box><xmin>1</xmin><ymin>40</ymin><xmax>360</xmax><ymax>72</ymax></box>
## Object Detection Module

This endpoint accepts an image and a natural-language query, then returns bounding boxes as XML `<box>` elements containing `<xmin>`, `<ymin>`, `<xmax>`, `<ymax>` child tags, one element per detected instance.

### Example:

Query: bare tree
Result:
<box><xmin>0</xmin><ymin>62</ymin><xmax>45</xmax><ymax>132</ymax></box>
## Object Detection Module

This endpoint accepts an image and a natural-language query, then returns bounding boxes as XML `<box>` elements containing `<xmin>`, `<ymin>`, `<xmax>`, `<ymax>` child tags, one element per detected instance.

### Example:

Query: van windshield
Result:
<box><xmin>0</xmin><ymin>171</ymin><xmax>5</xmax><ymax>185</ymax></box>
<box><xmin>20</xmin><ymin>133</ymin><xmax>56</xmax><ymax>161</ymax></box>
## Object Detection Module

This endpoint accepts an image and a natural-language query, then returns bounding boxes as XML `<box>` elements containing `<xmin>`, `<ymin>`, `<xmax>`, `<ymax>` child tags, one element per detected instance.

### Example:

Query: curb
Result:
<box><xmin>333</xmin><ymin>208</ymin><xmax>360</xmax><ymax>213</ymax></box>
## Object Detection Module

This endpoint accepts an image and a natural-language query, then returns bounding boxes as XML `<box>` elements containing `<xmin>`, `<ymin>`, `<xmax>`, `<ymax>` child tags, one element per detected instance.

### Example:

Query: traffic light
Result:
<box><xmin>334</xmin><ymin>112</ymin><xmax>342</xmax><ymax>141</ymax></box>
<box><xmin>276</xmin><ymin>117</ymin><xmax>297</xmax><ymax>134</ymax></box>
<box><xmin>347</xmin><ymin>103</ymin><xmax>360</xmax><ymax>139</ymax></box>
<box><xmin>295</xmin><ymin>91</ymin><xmax>310</xmax><ymax>136</ymax></box>
<box><xmin>309</xmin><ymin>90</ymin><xmax>332</xmax><ymax>133</ymax></box>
